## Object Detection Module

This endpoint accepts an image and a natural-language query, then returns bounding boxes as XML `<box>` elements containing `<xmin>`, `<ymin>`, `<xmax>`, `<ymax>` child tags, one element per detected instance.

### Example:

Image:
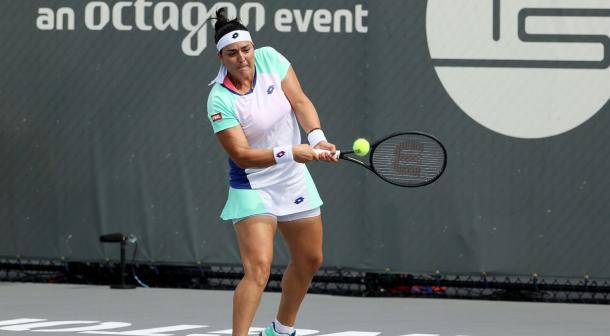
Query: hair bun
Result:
<box><xmin>212</xmin><ymin>8</ymin><xmax>248</xmax><ymax>44</ymax></box>
<box><xmin>214</xmin><ymin>8</ymin><xmax>229</xmax><ymax>30</ymax></box>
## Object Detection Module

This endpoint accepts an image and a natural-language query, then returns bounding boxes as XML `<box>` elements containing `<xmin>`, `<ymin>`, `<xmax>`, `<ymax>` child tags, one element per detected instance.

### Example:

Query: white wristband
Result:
<box><xmin>307</xmin><ymin>129</ymin><xmax>327</xmax><ymax>147</ymax></box>
<box><xmin>273</xmin><ymin>146</ymin><xmax>294</xmax><ymax>164</ymax></box>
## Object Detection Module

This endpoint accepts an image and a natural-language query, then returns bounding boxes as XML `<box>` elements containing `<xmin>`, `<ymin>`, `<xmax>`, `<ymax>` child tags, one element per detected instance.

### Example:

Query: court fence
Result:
<box><xmin>1</xmin><ymin>258</ymin><xmax>608</xmax><ymax>304</ymax></box>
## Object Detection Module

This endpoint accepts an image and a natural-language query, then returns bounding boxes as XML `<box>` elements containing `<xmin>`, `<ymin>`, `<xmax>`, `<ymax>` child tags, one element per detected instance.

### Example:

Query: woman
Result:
<box><xmin>206</xmin><ymin>8</ymin><xmax>337</xmax><ymax>336</ymax></box>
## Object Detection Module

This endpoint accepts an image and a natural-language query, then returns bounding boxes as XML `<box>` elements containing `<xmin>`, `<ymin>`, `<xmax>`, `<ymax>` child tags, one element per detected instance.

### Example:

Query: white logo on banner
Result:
<box><xmin>35</xmin><ymin>1</ymin><xmax>368</xmax><ymax>56</ymax></box>
<box><xmin>426</xmin><ymin>0</ymin><xmax>610</xmax><ymax>138</ymax></box>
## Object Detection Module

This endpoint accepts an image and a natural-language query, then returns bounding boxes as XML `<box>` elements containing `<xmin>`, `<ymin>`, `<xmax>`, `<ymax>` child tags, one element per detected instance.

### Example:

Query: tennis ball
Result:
<box><xmin>353</xmin><ymin>138</ymin><xmax>370</xmax><ymax>156</ymax></box>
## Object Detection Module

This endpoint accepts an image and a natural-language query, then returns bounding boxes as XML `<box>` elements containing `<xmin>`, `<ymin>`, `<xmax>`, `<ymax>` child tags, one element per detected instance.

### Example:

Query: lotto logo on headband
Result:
<box><xmin>232</xmin><ymin>33</ymin><xmax>239</xmax><ymax>38</ymax></box>
<box><xmin>212</xmin><ymin>113</ymin><xmax>223</xmax><ymax>122</ymax></box>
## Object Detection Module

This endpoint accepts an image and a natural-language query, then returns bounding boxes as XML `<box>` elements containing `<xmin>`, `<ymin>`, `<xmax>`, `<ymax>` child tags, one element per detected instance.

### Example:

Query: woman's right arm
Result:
<box><xmin>216</xmin><ymin>126</ymin><xmax>317</xmax><ymax>168</ymax></box>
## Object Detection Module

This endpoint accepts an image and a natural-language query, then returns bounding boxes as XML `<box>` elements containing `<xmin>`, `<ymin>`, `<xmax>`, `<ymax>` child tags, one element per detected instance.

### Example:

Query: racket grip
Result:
<box><xmin>313</xmin><ymin>149</ymin><xmax>340</xmax><ymax>159</ymax></box>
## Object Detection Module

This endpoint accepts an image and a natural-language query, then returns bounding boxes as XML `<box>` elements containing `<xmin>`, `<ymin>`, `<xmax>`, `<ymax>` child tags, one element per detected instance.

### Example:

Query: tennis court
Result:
<box><xmin>2</xmin><ymin>282</ymin><xmax>609</xmax><ymax>336</ymax></box>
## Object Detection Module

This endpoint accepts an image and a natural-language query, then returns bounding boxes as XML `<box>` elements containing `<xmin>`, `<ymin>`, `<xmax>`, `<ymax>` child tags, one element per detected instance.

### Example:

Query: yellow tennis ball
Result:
<box><xmin>353</xmin><ymin>138</ymin><xmax>370</xmax><ymax>156</ymax></box>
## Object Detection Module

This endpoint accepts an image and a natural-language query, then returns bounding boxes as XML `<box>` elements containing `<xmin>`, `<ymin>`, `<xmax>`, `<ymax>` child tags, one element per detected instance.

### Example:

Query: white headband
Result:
<box><xmin>216</xmin><ymin>30</ymin><xmax>252</xmax><ymax>51</ymax></box>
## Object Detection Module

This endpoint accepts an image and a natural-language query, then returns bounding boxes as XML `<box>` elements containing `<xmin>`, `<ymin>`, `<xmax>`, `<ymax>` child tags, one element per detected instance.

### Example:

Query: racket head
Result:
<box><xmin>367</xmin><ymin>132</ymin><xmax>447</xmax><ymax>187</ymax></box>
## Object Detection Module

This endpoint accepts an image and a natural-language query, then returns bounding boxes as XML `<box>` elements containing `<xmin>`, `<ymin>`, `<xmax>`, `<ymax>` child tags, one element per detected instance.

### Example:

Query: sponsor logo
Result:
<box><xmin>276</xmin><ymin>151</ymin><xmax>286</xmax><ymax>158</ymax></box>
<box><xmin>35</xmin><ymin>2</ymin><xmax>369</xmax><ymax>56</ymax></box>
<box><xmin>212</xmin><ymin>113</ymin><xmax>223</xmax><ymax>122</ymax></box>
<box><xmin>267</xmin><ymin>85</ymin><xmax>274</xmax><ymax>94</ymax></box>
<box><xmin>426</xmin><ymin>0</ymin><xmax>610</xmax><ymax>138</ymax></box>
<box><xmin>232</xmin><ymin>32</ymin><xmax>239</xmax><ymax>39</ymax></box>
<box><xmin>294</xmin><ymin>196</ymin><xmax>304</xmax><ymax>204</ymax></box>
<box><xmin>393</xmin><ymin>141</ymin><xmax>422</xmax><ymax>177</ymax></box>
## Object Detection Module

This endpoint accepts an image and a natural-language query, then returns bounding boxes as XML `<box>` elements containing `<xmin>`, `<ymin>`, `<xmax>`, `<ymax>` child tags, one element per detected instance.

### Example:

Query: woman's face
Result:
<box><xmin>219</xmin><ymin>41</ymin><xmax>255</xmax><ymax>80</ymax></box>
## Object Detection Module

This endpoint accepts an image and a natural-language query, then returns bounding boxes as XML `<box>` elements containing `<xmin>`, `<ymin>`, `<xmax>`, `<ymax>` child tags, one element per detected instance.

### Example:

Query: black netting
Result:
<box><xmin>1</xmin><ymin>259</ymin><xmax>608</xmax><ymax>304</ymax></box>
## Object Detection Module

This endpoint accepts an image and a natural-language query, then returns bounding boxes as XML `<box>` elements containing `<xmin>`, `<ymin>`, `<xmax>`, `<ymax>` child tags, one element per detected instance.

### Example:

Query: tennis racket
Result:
<box><xmin>314</xmin><ymin>132</ymin><xmax>447</xmax><ymax>187</ymax></box>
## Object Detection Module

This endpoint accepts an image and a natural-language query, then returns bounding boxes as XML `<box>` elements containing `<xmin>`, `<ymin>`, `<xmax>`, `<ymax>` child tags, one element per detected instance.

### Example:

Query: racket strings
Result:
<box><xmin>371</xmin><ymin>134</ymin><xmax>446</xmax><ymax>187</ymax></box>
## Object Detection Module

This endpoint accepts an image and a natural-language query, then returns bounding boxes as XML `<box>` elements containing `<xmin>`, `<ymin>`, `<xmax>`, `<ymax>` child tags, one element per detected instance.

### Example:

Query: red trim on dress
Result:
<box><xmin>223</xmin><ymin>75</ymin><xmax>238</xmax><ymax>91</ymax></box>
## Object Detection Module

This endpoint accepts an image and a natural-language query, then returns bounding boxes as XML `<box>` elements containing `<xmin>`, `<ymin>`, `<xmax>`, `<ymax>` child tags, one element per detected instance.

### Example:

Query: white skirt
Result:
<box><xmin>220</xmin><ymin>167</ymin><xmax>323</xmax><ymax>221</ymax></box>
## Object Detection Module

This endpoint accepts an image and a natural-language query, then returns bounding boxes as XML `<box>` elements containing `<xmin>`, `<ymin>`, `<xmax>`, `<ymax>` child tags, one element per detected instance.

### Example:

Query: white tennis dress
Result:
<box><xmin>207</xmin><ymin>47</ymin><xmax>323</xmax><ymax>221</ymax></box>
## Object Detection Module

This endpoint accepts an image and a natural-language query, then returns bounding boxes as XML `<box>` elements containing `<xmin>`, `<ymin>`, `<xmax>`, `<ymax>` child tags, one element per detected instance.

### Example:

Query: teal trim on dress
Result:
<box><xmin>207</xmin><ymin>84</ymin><xmax>239</xmax><ymax>133</ymax></box>
<box><xmin>304</xmin><ymin>168</ymin><xmax>323</xmax><ymax>209</ymax></box>
<box><xmin>255</xmin><ymin>46</ymin><xmax>291</xmax><ymax>79</ymax></box>
<box><xmin>220</xmin><ymin>187</ymin><xmax>268</xmax><ymax>220</ymax></box>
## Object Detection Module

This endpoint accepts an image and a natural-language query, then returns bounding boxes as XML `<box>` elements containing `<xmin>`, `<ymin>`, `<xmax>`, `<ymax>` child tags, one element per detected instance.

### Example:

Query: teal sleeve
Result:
<box><xmin>207</xmin><ymin>89</ymin><xmax>240</xmax><ymax>133</ymax></box>
<box><xmin>256</xmin><ymin>46</ymin><xmax>291</xmax><ymax>80</ymax></box>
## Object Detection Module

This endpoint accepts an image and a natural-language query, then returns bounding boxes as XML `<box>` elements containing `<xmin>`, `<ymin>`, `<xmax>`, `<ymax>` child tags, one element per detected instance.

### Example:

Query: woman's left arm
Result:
<box><xmin>282</xmin><ymin>66</ymin><xmax>337</xmax><ymax>161</ymax></box>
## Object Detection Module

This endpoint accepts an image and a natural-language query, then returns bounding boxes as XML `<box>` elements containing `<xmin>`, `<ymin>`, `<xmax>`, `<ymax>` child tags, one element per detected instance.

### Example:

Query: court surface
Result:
<box><xmin>1</xmin><ymin>282</ymin><xmax>608</xmax><ymax>336</ymax></box>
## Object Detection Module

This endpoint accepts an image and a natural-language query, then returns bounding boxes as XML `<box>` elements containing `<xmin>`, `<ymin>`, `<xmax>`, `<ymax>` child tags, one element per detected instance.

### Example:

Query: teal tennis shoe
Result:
<box><xmin>258</xmin><ymin>322</ymin><xmax>296</xmax><ymax>336</ymax></box>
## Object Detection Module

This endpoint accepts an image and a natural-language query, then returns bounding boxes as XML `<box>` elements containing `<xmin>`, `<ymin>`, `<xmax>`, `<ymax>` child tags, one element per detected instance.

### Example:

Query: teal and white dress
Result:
<box><xmin>207</xmin><ymin>47</ymin><xmax>323</xmax><ymax>221</ymax></box>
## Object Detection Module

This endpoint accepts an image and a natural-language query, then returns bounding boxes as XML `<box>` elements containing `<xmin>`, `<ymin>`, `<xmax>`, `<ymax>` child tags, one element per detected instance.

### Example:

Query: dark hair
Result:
<box><xmin>213</xmin><ymin>8</ymin><xmax>248</xmax><ymax>45</ymax></box>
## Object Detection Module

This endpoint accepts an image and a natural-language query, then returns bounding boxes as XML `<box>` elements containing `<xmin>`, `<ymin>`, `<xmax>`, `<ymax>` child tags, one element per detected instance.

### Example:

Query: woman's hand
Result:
<box><xmin>292</xmin><ymin>141</ymin><xmax>339</xmax><ymax>163</ymax></box>
<box><xmin>314</xmin><ymin>141</ymin><xmax>339</xmax><ymax>162</ymax></box>
<box><xmin>292</xmin><ymin>144</ymin><xmax>317</xmax><ymax>163</ymax></box>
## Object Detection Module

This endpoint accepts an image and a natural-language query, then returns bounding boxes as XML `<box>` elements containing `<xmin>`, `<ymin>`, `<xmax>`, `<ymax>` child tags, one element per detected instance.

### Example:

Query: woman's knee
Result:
<box><xmin>294</xmin><ymin>252</ymin><xmax>323</xmax><ymax>275</ymax></box>
<box><xmin>243</xmin><ymin>261</ymin><xmax>272</xmax><ymax>288</ymax></box>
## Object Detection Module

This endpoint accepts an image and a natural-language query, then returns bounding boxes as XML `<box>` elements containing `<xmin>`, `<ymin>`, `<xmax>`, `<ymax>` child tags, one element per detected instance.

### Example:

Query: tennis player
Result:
<box><xmin>206</xmin><ymin>8</ymin><xmax>337</xmax><ymax>336</ymax></box>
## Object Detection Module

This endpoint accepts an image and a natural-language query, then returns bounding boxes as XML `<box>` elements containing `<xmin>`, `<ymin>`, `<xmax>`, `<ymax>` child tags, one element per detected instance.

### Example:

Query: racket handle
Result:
<box><xmin>313</xmin><ymin>149</ymin><xmax>340</xmax><ymax>159</ymax></box>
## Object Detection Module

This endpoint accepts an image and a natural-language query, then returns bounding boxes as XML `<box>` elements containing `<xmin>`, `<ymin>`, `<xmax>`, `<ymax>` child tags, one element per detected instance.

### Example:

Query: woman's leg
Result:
<box><xmin>275</xmin><ymin>215</ymin><xmax>324</xmax><ymax>327</ymax></box>
<box><xmin>233</xmin><ymin>215</ymin><xmax>277</xmax><ymax>336</ymax></box>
